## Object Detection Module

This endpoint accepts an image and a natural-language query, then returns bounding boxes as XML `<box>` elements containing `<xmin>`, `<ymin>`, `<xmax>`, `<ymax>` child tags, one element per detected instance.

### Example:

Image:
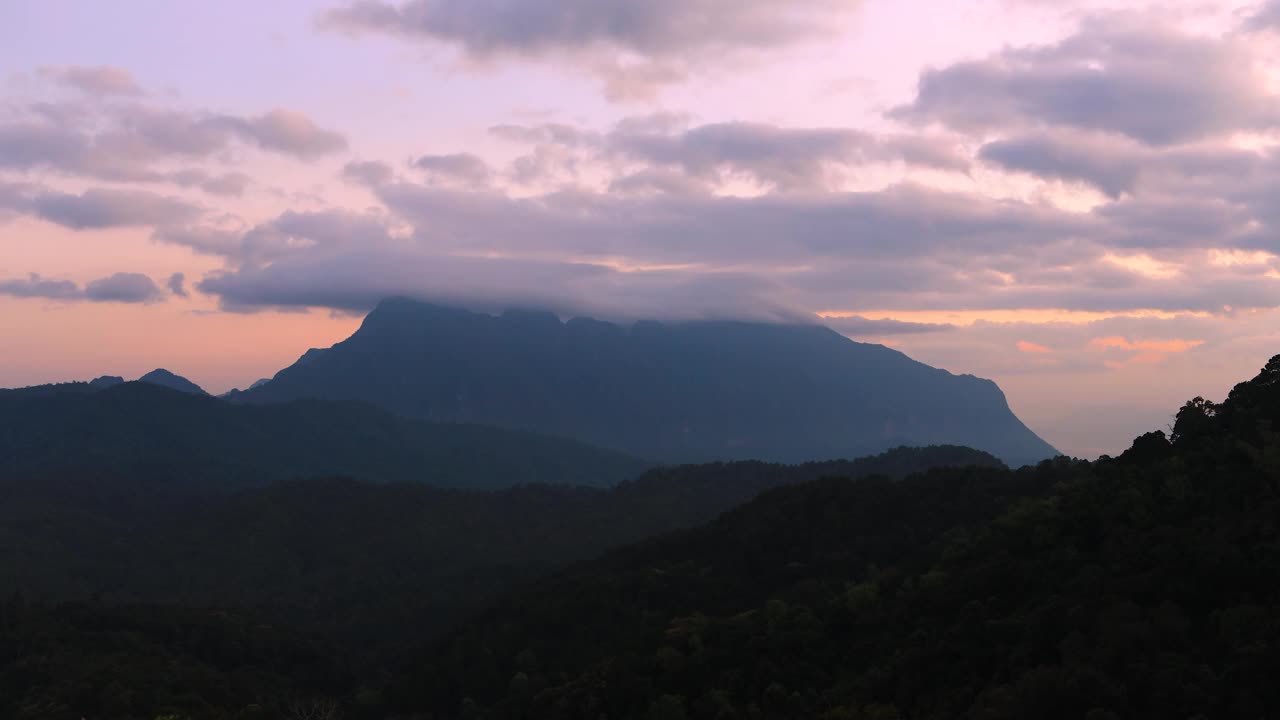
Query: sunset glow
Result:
<box><xmin>5</xmin><ymin>0</ymin><xmax>1280</xmax><ymax>457</ymax></box>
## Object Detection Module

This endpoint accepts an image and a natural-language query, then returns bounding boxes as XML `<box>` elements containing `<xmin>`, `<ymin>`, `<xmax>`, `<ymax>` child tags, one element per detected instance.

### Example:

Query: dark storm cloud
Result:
<box><xmin>84</xmin><ymin>272</ymin><xmax>164</xmax><ymax>303</ymax></box>
<box><xmin>892</xmin><ymin>18</ymin><xmax>1280</xmax><ymax>145</ymax></box>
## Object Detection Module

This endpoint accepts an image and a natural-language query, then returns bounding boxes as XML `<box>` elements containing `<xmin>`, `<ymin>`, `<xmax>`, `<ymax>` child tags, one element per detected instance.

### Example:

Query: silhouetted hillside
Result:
<box><xmin>0</xmin><ymin>381</ymin><xmax>650</xmax><ymax>491</ymax></box>
<box><xmin>0</xmin><ymin>600</ymin><xmax>343</xmax><ymax>720</ymax></box>
<box><xmin>18</xmin><ymin>354</ymin><xmax>1280</xmax><ymax>718</ymax></box>
<box><xmin>388</xmin><ymin>356</ymin><xmax>1280</xmax><ymax>719</ymax></box>
<box><xmin>0</xmin><ymin>446</ymin><xmax>997</xmax><ymax>702</ymax></box>
<box><xmin>137</xmin><ymin>368</ymin><xmax>208</xmax><ymax>395</ymax></box>
<box><xmin>240</xmin><ymin>298</ymin><xmax>1058</xmax><ymax>466</ymax></box>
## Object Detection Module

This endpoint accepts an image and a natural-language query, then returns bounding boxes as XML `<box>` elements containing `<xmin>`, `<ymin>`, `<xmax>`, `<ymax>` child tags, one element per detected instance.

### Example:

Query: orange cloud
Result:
<box><xmin>818</xmin><ymin>308</ymin><xmax>1210</xmax><ymax>326</ymax></box>
<box><xmin>1090</xmin><ymin>335</ymin><xmax>1205</xmax><ymax>369</ymax></box>
<box><xmin>1016</xmin><ymin>340</ymin><xmax>1052</xmax><ymax>353</ymax></box>
<box><xmin>1088</xmin><ymin>336</ymin><xmax>1204</xmax><ymax>353</ymax></box>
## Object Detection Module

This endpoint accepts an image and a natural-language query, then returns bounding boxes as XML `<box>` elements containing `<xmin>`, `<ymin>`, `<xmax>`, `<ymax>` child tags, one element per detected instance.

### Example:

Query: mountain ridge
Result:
<box><xmin>137</xmin><ymin>368</ymin><xmax>208</xmax><ymax>395</ymax></box>
<box><xmin>0</xmin><ymin>380</ymin><xmax>651</xmax><ymax>491</ymax></box>
<box><xmin>239</xmin><ymin>297</ymin><xmax>1058</xmax><ymax>466</ymax></box>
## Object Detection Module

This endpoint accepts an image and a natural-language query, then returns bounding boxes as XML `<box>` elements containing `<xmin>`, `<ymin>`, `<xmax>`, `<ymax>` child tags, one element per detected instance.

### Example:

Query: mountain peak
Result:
<box><xmin>137</xmin><ymin>368</ymin><xmax>207</xmax><ymax>396</ymax></box>
<box><xmin>240</xmin><ymin>298</ymin><xmax>1058</xmax><ymax>466</ymax></box>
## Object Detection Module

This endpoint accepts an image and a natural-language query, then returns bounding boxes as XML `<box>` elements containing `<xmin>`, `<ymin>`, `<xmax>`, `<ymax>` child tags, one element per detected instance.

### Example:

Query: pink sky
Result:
<box><xmin>4</xmin><ymin>0</ymin><xmax>1280</xmax><ymax>457</ymax></box>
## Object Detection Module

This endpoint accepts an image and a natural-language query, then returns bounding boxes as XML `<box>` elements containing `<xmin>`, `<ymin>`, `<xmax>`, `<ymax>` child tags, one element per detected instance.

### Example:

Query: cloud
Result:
<box><xmin>84</xmin><ymin>272</ymin><xmax>164</xmax><ymax>303</ymax></box>
<box><xmin>823</xmin><ymin>315</ymin><xmax>955</xmax><ymax>336</ymax></box>
<box><xmin>892</xmin><ymin>17</ymin><xmax>1280</xmax><ymax>145</ymax></box>
<box><xmin>1243</xmin><ymin>1</ymin><xmax>1280</xmax><ymax>31</ymax></box>
<box><xmin>178</xmin><ymin>179</ymin><xmax>1084</xmax><ymax>317</ymax></box>
<box><xmin>0</xmin><ymin>273</ymin><xmax>82</xmax><ymax>300</ymax></box>
<box><xmin>487</xmin><ymin>116</ymin><xmax>969</xmax><ymax>192</ymax></box>
<box><xmin>0</xmin><ymin>91</ymin><xmax>348</xmax><ymax>191</ymax></box>
<box><xmin>196</xmin><ymin>246</ymin><xmax>800</xmax><ymax>321</ymax></box>
<box><xmin>606</xmin><ymin>122</ymin><xmax>968</xmax><ymax>190</ymax></box>
<box><xmin>151</xmin><ymin>225</ymin><xmax>247</xmax><ymax>259</ymax></box>
<box><xmin>167</xmin><ymin>169</ymin><xmax>251</xmax><ymax>197</ymax></box>
<box><xmin>1017</xmin><ymin>340</ymin><xmax>1052</xmax><ymax>353</ymax></box>
<box><xmin>979</xmin><ymin>130</ymin><xmax>1146</xmax><ymax>198</ymax></box>
<box><xmin>156</xmin><ymin>209</ymin><xmax>394</xmax><ymax>268</ymax></box>
<box><xmin>324</xmin><ymin>0</ymin><xmax>855</xmax><ymax>57</ymax></box>
<box><xmin>0</xmin><ymin>271</ymin><xmax>165</xmax><ymax>303</ymax></box>
<box><xmin>220</xmin><ymin>109</ymin><xmax>349</xmax><ymax>158</ymax></box>
<box><xmin>27</xmin><ymin>188</ymin><xmax>201</xmax><ymax>230</ymax></box>
<box><xmin>41</xmin><ymin>65</ymin><xmax>143</xmax><ymax>96</ymax></box>
<box><xmin>172</xmin><ymin>164</ymin><xmax>1280</xmax><ymax>322</ymax></box>
<box><xmin>490</xmin><ymin>122</ymin><xmax>594</xmax><ymax>146</ymax></box>
<box><xmin>1088</xmin><ymin>336</ymin><xmax>1205</xmax><ymax>353</ymax></box>
<box><xmin>342</xmin><ymin>160</ymin><xmax>395</xmax><ymax>187</ymax></box>
<box><xmin>322</xmin><ymin>0</ymin><xmax>860</xmax><ymax>99</ymax></box>
<box><xmin>168</xmin><ymin>272</ymin><xmax>189</xmax><ymax>298</ymax></box>
<box><xmin>1088</xmin><ymin>334</ymin><xmax>1206</xmax><ymax>367</ymax></box>
<box><xmin>414</xmin><ymin>153</ymin><xmax>492</xmax><ymax>186</ymax></box>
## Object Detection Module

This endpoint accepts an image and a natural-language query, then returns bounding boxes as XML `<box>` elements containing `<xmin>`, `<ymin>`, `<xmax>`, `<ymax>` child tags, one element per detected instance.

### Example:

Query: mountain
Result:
<box><xmin>0</xmin><ymin>381</ymin><xmax>650</xmax><ymax>491</ymax></box>
<box><xmin>387</xmin><ymin>356</ymin><xmax>1280</xmax><ymax>719</ymax></box>
<box><xmin>0</xmin><ymin>446</ymin><xmax>998</xmax><ymax>686</ymax></box>
<box><xmin>87</xmin><ymin>375</ymin><xmax>124</xmax><ymax>389</ymax></box>
<box><xmin>240</xmin><ymin>298</ymin><xmax>1058</xmax><ymax>466</ymax></box>
<box><xmin>137</xmin><ymin>367</ymin><xmax>207</xmax><ymax>395</ymax></box>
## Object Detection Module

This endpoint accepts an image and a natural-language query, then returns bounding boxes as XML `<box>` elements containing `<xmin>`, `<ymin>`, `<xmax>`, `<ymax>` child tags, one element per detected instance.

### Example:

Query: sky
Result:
<box><xmin>4</xmin><ymin>0</ymin><xmax>1280</xmax><ymax>458</ymax></box>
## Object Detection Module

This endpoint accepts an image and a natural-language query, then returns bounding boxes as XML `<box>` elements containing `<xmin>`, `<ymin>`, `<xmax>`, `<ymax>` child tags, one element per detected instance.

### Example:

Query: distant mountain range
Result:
<box><xmin>239</xmin><ymin>298</ymin><xmax>1058</xmax><ymax>466</ymax></box>
<box><xmin>0</xmin><ymin>381</ymin><xmax>650</xmax><ymax>491</ymax></box>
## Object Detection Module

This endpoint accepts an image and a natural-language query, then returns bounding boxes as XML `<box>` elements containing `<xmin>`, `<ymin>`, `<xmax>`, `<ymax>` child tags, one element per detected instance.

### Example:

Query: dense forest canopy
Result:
<box><xmin>0</xmin><ymin>445</ymin><xmax>996</xmax><ymax>719</ymax></box>
<box><xmin>392</xmin><ymin>356</ymin><xmax>1280</xmax><ymax>719</ymax></box>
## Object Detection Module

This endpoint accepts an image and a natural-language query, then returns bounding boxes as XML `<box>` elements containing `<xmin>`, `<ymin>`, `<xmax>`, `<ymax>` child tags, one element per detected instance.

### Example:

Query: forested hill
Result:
<box><xmin>0</xmin><ymin>446</ymin><xmax>999</xmax><ymax>719</ymax></box>
<box><xmin>240</xmin><ymin>297</ymin><xmax>1058</xmax><ymax>466</ymax></box>
<box><xmin>13</xmin><ymin>355</ymin><xmax>1280</xmax><ymax>718</ymax></box>
<box><xmin>0</xmin><ymin>380</ymin><xmax>650</xmax><ymax>491</ymax></box>
<box><xmin>389</xmin><ymin>356</ymin><xmax>1280</xmax><ymax>719</ymax></box>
